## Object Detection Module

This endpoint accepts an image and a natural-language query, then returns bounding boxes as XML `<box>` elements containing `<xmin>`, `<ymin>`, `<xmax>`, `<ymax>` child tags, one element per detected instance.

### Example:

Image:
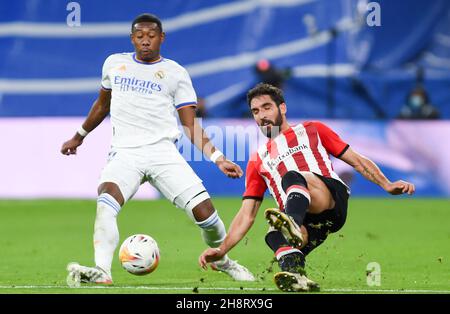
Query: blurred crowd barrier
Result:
<box><xmin>1</xmin><ymin>118</ymin><xmax>449</xmax><ymax>198</ymax></box>
<box><xmin>2</xmin><ymin>0</ymin><xmax>450</xmax><ymax>119</ymax></box>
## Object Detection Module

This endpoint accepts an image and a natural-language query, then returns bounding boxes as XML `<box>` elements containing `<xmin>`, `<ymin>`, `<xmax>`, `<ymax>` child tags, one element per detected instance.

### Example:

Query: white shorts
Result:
<box><xmin>99</xmin><ymin>140</ymin><xmax>209</xmax><ymax>212</ymax></box>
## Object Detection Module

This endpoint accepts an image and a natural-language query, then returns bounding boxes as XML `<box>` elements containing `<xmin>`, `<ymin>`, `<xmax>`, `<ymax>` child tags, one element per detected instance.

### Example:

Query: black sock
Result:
<box><xmin>281</xmin><ymin>171</ymin><xmax>311</xmax><ymax>227</ymax></box>
<box><xmin>265</xmin><ymin>231</ymin><xmax>289</xmax><ymax>252</ymax></box>
<box><xmin>265</xmin><ymin>232</ymin><xmax>307</xmax><ymax>273</ymax></box>
<box><xmin>285</xmin><ymin>191</ymin><xmax>310</xmax><ymax>227</ymax></box>
<box><xmin>278</xmin><ymin>252</ymin><xmax>306</xmax><ymax>273</ymax></box>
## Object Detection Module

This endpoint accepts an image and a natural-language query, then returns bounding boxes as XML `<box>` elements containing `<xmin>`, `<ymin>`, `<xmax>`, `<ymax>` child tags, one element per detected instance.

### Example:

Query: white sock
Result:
<box><xmin>94</xmin><ymin>193</ymin><xmax>121</xmax><ymax>277</ymax></box>
<box><xmin>196</xmin><ymin>211</ymin><xmax>230</xmax><ymax>265</ymax></box>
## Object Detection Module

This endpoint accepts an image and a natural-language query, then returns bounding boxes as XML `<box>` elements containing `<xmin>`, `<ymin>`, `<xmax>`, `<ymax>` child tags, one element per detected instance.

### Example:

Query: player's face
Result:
<box><xmin>250</xmin><ymin>95</ymin><xmax>286</xmax><ymax>138</ymax></box>
<box><xmin>131</xmin><ymin>22</ymin><xmax>165</xmax><ymax>62</ymax></box>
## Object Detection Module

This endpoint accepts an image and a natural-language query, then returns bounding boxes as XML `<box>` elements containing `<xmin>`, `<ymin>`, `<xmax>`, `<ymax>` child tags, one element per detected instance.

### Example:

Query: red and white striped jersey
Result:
<box><xmin>243</xmin><ymin>121</ymin><xmax>350</xmax><ymax>210</ymax></box>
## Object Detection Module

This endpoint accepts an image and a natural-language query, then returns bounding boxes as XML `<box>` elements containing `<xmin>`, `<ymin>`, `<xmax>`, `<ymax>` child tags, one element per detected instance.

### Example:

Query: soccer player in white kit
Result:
<box><xmin>61</xmin><ymin>13</ymin><xmax>254</xmax><ymax>284</ymax></box>
<box><xmin>199</xmin><ymin>83</ymin><xmax>415</xmax><ymax>292</ymax></box>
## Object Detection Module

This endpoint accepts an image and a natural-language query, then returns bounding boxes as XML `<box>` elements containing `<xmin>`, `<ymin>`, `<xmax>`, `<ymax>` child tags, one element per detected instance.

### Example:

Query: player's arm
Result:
<box><xmin>199</xmin><ymin>198</ymin><xmax>262</xmax><ymax>268</ymax></box>
<box><xmin>60</xmin><ymin>88</ymin><xmax>111</xmax><ymax>155</ymax></box>
<box><xmin>340</xmin><ymin>147</ymin><xmax>415</xmax><ymax>195</ymax></box>
<box><xmin>313</xmin><ymin>121</ymin><xmax>415</xmax><ymax>195</ymax></box>
<box><xmin>178</xmin><ymin>106</ymin><xmax>243</xmax><ymax>178</ymax></box>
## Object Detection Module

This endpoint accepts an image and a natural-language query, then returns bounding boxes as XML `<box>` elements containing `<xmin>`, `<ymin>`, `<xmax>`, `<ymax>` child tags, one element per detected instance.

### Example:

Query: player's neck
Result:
<box><xmin>280</xmin><ymin>122</ymin><xmax>290</xmax><ymax>133</ymax></box>
<box><xmin>269</xmin><ymin>122</ymin><xmax>291</xmax><ymax>140</ymax></box>
<box><xmin>135</xmin><ymin>53</ymin><xmax>162</xmax><ymax>64</ymax></box>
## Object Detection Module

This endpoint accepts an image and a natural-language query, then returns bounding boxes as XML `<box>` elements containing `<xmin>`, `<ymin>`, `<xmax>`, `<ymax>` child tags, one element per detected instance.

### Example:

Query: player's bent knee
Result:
<box><xmin>98</xmin><ymin>182</ymin><xmax>124</xmax><ymax>206</ymax></box>
<box><xmin>175</xmin><ymin>183</ymin><xmax>211</xmax><ymax>222</ymax></box>
<box><xmin>281</xmin><ymin>171</ymin><xmax>308</xmax><ymax>192</ymax></box>
<box><xmin>191</xmin><ymin>199</ymin><xmax>216</xmax><ymax>222</ymax></box>
<box><xmin>195</xmin><ymin>209</ymin><xmax>220</xmax><ymax>229</ymax></box>
<box><xmin>195</xmin><ymin>210</ymin><xmax>226</xmax><ymax>247</ymax></box>
<box><xmin>97</xmin><ymin>193</ymin><xmax>121</xmax><ymax>216</ymax></box>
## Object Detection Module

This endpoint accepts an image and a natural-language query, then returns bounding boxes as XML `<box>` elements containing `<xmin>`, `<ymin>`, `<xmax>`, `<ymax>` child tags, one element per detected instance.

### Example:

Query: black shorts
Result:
<box><xmin>303</xmin><ymin>173</ymin><xmax>350</xmax><ymax>234</ymax></box>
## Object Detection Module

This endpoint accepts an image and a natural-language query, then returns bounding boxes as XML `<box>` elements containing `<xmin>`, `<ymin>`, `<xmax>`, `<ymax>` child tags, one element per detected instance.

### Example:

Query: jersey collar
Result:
<box><xmin>132</xmin><ymin>53</ymin><xmax>164</xmax><ymax>65</ymax></box>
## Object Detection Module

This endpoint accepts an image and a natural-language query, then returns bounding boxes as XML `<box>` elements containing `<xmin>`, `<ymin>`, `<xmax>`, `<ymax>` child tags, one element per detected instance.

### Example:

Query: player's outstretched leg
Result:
<box><xmin>66</xmin><ymin>191</ymin><xmax>121</xmax><ymax>286</ymax></box>
<box><xmin>265</xmin><ymin>230</ymin><xmax>319</xmax><ymax>292</ymax></box>
<box><xmin>93</xmin><ymin>193</ymin><xmax>121</xmax><ymax>279</ymax></box>
<box><xmin>265</xmin><ymin>212</ymin><xmax>320</xmax><ymax>291</ymax></box>
<box><xmin>66</xmin><ymin>262</ymin><xmax>113</xmax><ymax>286</ymax></box>
<box><xmin>273</xmin><ymin>247</ymin><xmax>319</xmax><ymax>292</ymax></box>
<box><xmin>266</xmin><ymin>229</ymin><xmax>306</xmax><ymax>269</ymax></box>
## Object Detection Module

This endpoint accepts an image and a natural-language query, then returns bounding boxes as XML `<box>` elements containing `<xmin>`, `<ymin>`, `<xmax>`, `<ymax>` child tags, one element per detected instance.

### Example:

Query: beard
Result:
<box><xmin>259</xmin><ymin>110</ymin><xmax>283</xmax><ymax>138</ymax></box>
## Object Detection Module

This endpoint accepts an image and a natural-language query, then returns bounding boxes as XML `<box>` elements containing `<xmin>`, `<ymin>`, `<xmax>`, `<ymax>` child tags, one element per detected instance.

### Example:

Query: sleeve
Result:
<box><xmin>101</xmin><ymin>55</ymin><xmax>113</xmax><ymax>90</ymax></box>
<box><xmin>242</xmin><ymin>154</ymin><xmax>267</xmax><ymax>200</ymax></box>
<box><xmin>313</xmin><ymin>121</ymin><xmax>349</xmax><ymax>158</ymax></box>
<box><xmin>174</xmin><ymin>68</ymin><xmax>197</xmax><ymax>110</ymax></box>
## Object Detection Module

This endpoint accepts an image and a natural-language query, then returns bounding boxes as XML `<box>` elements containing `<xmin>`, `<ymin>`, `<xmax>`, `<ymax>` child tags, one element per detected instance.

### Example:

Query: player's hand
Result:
<box><xmin>216</xmin><ymin>158</ymin><xmax>243</xmax><ymax>179</ymax></box>
<box><xmin>60</xmin><ymin>136</ymin><xmax>84</xmax><ymax>155</ymax></box>
<box><xmin>384</xmin><ymin>180</ymin><xmax>415</xmax><ymax>195</ymax></box>
<box><xmin>199</xmin><ymin>247</ymin><xmax>225</xmax><ymax>270</ymax></box>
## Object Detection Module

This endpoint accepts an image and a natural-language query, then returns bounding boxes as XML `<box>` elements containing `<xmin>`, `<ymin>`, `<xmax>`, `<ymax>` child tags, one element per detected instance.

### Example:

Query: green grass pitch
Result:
<box><xmin>0</xmin><ymin>198</ymin><xmax>448</xmax><ymax>294</ymax></box>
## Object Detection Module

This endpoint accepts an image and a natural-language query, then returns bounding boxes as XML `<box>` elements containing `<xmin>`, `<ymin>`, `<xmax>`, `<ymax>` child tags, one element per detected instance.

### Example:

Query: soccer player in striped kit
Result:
<box><xmin>199</xmin><ymin>83</ymin><xmax>415</xmax><ymax>292</ymax></box>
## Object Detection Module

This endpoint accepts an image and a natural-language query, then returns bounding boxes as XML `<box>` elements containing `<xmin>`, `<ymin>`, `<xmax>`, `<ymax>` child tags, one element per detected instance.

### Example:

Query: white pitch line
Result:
<box><xmin>0</xmin><ymin>285</ymin><xmax>274</xmax><ymax>291</ymax></box>
<box><xmin>325</xmin><ymin>288</ymin><xmax>450</xmax><ymax>294</ymax></box>
<box><xmin>0</xmin><ymin>285</ymin><xmax>449</xmax><ymax>293</ymax></box>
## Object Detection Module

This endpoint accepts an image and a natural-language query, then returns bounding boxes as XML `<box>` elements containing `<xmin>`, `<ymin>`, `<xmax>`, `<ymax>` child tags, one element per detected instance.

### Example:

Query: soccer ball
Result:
<box><xmin>118</xmin><ymin>234</ymin><xmax>160</xmax><ymax>275</ymax></box>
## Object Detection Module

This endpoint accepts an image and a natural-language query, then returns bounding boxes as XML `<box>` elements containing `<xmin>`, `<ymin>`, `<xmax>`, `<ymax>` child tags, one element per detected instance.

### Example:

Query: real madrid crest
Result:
<box><xmin>155</xmin><ymin>70</ymin><xmax>165</xmax><ymax>79</ymax></box>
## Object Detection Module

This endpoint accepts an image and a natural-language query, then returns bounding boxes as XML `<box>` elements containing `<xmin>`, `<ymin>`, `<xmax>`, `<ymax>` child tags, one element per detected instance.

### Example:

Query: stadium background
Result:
<box><xmin>1</xmin><ymin>0</ymin><xmax>449</xmax><ymax>198</ymax></box>
<box><xmin>0</xmin><ymin>0</ymin><xmax>449</xmax><ymax>295</ymax></box>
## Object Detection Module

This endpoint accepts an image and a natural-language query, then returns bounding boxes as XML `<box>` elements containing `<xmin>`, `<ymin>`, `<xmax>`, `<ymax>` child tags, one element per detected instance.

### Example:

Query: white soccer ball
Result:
<box><xmin>119</xmin><ymin>234</ymin><xmax>160</xmax><ymax>275</ymax></box>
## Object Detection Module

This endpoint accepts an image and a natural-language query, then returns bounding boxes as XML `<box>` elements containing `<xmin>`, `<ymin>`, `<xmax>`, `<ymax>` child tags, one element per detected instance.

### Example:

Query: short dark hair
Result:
<box><xmin>131</xmin><ymin>13</ymin><xmax>163</xmax><ymax>33</ymax></box>
<box><xmin>247</xmin><ymin>83</ymin><xmax>285</xmax><ymax>106</ymax></box>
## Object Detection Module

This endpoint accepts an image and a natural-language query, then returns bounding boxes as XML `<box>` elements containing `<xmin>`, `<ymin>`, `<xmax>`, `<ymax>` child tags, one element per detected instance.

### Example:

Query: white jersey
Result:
<box><xmin>101</xmin><ymin>52</ymin><xmax>197</xmax><ymax>147</ymax></box>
